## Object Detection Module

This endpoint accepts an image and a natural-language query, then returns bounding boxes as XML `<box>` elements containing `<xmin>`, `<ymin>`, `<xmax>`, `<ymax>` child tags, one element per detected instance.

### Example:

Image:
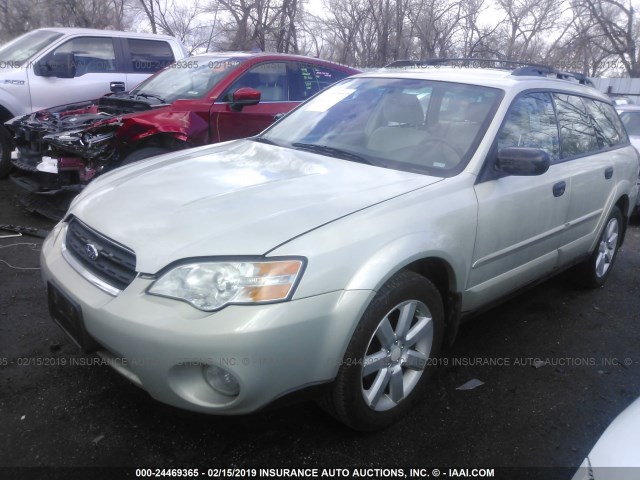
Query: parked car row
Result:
<box><xmin>0</xmin><ymin>27</ymin><xmax>188</xmax><ymax>178</ymax></box>
<box><xmin>3</xmin><ymin>28</ymin><xmax>639</xmax><ymax>452</ymax></box>
<box><xmin>573</xmin><ymin>396</ymin><xmax>640</xmax><ymax>479</ymax></box>
<box><xmin>4</xmin><ymin>48</ymin><xmax>359</xmax><ymax>219</ymax></box>
<box><xmin>616</xmin><ymin>104</ymin><xmax>640</xmax><ymax>215</ymax></box>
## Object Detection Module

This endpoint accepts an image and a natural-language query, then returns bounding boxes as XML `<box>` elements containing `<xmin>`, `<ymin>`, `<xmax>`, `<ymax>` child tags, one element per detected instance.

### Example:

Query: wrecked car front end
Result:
<box><xmin>6</xmin><ymin>94</ymin><xmax>156</xmax><ymax>195</ymax></box>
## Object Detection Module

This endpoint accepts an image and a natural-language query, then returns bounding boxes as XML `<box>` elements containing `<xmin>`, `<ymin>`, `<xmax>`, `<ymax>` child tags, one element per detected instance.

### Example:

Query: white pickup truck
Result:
<box><xmin>0</xmin><ymin>27</ymin><xmax>187</xmax><ymax>176</ymax></box>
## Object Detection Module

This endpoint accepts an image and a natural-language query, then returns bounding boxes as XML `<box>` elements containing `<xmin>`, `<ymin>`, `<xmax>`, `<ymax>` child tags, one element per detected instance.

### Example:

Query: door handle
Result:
<box><xmin>110</xmin><ymin>81</ymin><xmax>126</xmax><ymax>93</ymax></box>
<box><xmin>553</xmin><ymin>181</ymin><xmax>566</xmax><ymax>197</ymax></box>
<box><xmin>604</xmin><ymin>166</ymin><xmax>613</xmax><ymax>179</ymax></box>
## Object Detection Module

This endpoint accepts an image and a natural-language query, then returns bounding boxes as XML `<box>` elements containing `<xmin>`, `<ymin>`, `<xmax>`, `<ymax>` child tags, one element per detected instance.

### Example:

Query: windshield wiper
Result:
<box><xmin>134</xmin><ymin>92</ymin><xmax>167</xmax><ymax>103</ymax></box>
<box><xmin>251</xmin><ymin>136</ymin><xmax>279</xmax><ymax>146</ymax></box>
<box><xmin>291</xmin><ymin>143</ymin><xmax>373</xmax><ymax>165</ymax></box>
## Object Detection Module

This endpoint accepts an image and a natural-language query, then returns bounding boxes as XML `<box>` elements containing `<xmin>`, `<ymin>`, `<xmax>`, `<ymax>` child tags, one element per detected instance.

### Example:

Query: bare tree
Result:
<box><xmin>134</xmin><ymin>0</ymin><xmax>213</xmax><ymax>53</ymax></box>
<box><xmin>457</xmin><ymin>0</ymin><xmax>504</xmax><ymax>58</ymax></box>
<box><xmin>273</xmin><ymin>0</ymin><xmax>299</xmax><ymax>53</ymax></box>
<box><xmin>408</xmin><ymin>0</ymin><xmax>465</xmax><ymax>59</ymax></box>
<box><xmin>48</xmin><ymin>0</ymin><xmax>127</xmax><ymax>28</ymax></box>
<box><xmin>578</xmin><ymin>0</ymin><xmax>640</xmax><ymax>77</ymax></box>
<box><xmin>494</xmin><ymin>0</ymin><xmax>563</xmax><ymax>61</ymax></box>
<box><xmin>322</xmin><ymin>0</ymin><xmax>379</xmax><ymax>65</ymax></box>
<box><xmin>0</xmin><ymin>0</ymin><xmax>44</xmax><ymax>42</ymax></box>
<box><xmin>0</xmin><ymin>0</ymin><xmax>130</xmax><ymax>43</ymax></box>
<box><xmin>217</xmin><ymin>0</ymin><xmax>272</xmax><ymax>50</ymax></box>
<box><xmin>216</xmin><ymin>0</ymin><xmax>305</xmax><ymax>52</ymax></box>
<box><xmin>4</xmin><ymin>0</ymin><xmax>637</xmax><ymax>75</ymax></box>
<box><xmin>137</xmin><ymin>0</ymin><xmax>158</xmax><ymax>33</ymax></box>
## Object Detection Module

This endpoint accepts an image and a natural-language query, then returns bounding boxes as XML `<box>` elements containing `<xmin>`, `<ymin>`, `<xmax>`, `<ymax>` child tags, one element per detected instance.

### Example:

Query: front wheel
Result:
<box><xmin>573</xmin><ymin>206</ymin><xmax>623</xmax><ymax>288</ymax></box>
<box><xmin>322</xmin><ymin>270</ymin><xmax>444</xmax><ymax>431</ymax></box>
<box><xmin>121</xmin><ymin>146</ymin><xmax>169</xmax><ymax>166</ymax></box>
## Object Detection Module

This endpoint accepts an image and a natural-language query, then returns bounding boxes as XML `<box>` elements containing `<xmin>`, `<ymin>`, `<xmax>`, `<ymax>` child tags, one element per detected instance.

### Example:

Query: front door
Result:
<box><xmin>28</xmin><ymin>36</ymin><xmax>126</xmax><ymax>111</ymax></box>
<box><xmin>212</xmin><ymin>61</ymin><xmax>295</xmax><ymax>143</ymax></box>
<box><xmin>466</xmin><ymin>92</ymin><xmax>571</xmax><ymax>310</ymax></box>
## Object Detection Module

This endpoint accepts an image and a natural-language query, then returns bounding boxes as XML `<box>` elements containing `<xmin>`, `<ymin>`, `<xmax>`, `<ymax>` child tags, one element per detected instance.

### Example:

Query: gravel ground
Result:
<box><xmin>1</xmin><ymin>177</ymin><xmax>639</xmax><ymax>480</ymax></box>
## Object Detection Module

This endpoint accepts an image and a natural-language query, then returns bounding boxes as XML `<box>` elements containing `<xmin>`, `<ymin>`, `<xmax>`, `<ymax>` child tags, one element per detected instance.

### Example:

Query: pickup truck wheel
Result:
<box><xmin>321</xmin><ymin>270</ymin><xmax>444</xmax><ymax>431</ymax></box>
<box><xmin>0</xmin><ymin>126</ymin><xmax>13</xmax><ymax>178</ymax></box>
<box><xmin>121</xmin><ymin>147</ymin><xmax>169</xmax><ymax>166</ymax></box>
<box><xmin>573</xmin><ymin>206</ymin><xmax>622</xmax><ymax>288</ymax></box>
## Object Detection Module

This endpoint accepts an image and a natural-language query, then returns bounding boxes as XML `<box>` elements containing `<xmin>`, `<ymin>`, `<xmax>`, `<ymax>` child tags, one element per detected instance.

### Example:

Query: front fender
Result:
<box><xmin>270</xmin><ymin>174</ymin><xmax>478</xmax><ymax>301</ymax></box>
<box><xmin>344</xmin><ymin>234</ymin><xmax>465</xmax><ymax>293</ymax></box>
<box><xmin>0</xmin><ymin>86</ymin><xmax>27</xmax><ymax>119</ymax></box>
<box><xmin>116</xmin><ymin>110</ymin><xmax>210</xmax><ymax>145</ymax></box>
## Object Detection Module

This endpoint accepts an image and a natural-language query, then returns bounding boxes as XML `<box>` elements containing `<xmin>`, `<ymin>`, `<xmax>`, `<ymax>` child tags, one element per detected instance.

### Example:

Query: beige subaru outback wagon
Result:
<box><xmin>41</xmin><ymin>61</ymin><xmax>640</xmax><ymax>431</ymax></box>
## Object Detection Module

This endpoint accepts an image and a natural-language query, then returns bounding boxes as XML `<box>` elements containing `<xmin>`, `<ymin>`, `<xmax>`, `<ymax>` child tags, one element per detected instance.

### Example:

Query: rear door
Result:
<box><xmin>555</xmin><ymin>95</ymin><xmax>625</xmax><ymax>263</ymax></box>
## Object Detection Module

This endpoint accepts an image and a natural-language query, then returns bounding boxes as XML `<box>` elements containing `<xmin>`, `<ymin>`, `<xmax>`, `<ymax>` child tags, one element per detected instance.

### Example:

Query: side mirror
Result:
<box><xmin>496</xmin><ymin>147</ymin><xmax>550</xmax><ymax>176</ymax></box>
<box><xmin>34</xmin><ymin>52</ymin><xmax>76</xmax><ymax>78</ymax></box>
<box><xmin>230</xmin><ymin>87</ymin><xmax>261</xmax><ymax>112</ymax></box>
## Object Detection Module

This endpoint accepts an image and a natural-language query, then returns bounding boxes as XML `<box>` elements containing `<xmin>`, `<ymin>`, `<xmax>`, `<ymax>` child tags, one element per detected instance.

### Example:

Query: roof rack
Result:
<box><xmin>384</xmin><ymin>58</ymin><xmax>594</xmax><ymax>86</ymax></box>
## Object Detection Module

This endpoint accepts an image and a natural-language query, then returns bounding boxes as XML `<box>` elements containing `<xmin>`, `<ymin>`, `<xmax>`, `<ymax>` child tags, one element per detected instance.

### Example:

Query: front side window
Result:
<box><xmin>260</xmin><ymin>77</ymin><xmax>501</xmax><ymax>176</ymax></box>
<box><xmin>224</xmin><ymin>62</ymin><xmax>289</xmax><ymax>102</ymax></box>
<box><xmin>52</xmin><ymin>37</ymin><xmax>116</xmax><ymax>76</ymax></box>
<box><xmin>553</xmin><ymin>93</ymin><xmax>598</xmax><ymax>157</ymax></box>
<box><xmin>497</xmin><ymin>92</ymin><xmax>560</xmax><ymax>162</ymax></box>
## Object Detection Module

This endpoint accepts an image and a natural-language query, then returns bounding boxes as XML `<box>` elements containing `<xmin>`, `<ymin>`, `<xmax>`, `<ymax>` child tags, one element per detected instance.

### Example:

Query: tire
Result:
<box><xmin>121</xmin><ymin>146</ymin><xmax>169</xmax><ymax>166</ymax></box>
<box><xmin>0</xmin><ymin>126</ymin><xmax>14</xmax><ymax>178</ymax></box>
<box><xmin>572</xmin><ymin>206</ymin><xmax>623</xmax><ymax>288</ymax></box>
<box><xmin>322</xmin><ymin>270</ymin><xmax>444</xmax><ymax>431</ymax></box>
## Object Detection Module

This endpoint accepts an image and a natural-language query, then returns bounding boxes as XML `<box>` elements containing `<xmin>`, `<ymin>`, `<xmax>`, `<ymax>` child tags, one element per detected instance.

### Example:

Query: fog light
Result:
<box><xmin>202</xmin><ymin>365</ymin><xmax>240</xmax><ymax>397</ymax></box>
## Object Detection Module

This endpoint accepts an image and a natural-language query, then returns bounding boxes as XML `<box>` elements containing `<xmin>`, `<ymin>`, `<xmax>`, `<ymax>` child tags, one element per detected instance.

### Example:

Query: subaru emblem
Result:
<box><xmin>85</xmin><ymin>243</ymin><xmax>99</xmax><ymax>261</ymax></box>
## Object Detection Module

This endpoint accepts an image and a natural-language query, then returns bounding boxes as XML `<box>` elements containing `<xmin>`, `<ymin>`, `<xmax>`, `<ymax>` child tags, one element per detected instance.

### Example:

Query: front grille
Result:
<box><xmin>65</xmin><ymin>217</ymin><xmax>137</xmax><ymax>291</ymax></box>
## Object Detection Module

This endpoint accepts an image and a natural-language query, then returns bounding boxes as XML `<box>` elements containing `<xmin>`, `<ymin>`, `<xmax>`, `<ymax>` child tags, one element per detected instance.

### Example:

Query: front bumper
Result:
<box><xmin>41</xmin><ymin>223</ymin><xmax>374</xmax><ymax>414</ymax></box>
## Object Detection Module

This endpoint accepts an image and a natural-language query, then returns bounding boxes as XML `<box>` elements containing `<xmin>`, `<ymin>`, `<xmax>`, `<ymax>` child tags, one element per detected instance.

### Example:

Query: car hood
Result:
<box><xmin>586</xmin><ymin>396</ymin><xmax>640</xmax><ymax>468</ymax></box>
<box><xmin>7</xmin><ymin>93</ymin><xmax>156</xmax><ymax>133</ymax></box>
<box><xmin>70</xmin><ymin>140</ymin><xmax>441</xmax><ymax>273</ymax></box>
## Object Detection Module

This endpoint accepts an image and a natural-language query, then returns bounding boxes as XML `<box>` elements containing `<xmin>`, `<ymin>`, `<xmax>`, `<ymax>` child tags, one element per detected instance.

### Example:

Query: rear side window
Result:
<box><xmin>127</xmin><ymin>39</ymin><xmax>175</xmax><ymax>73</ymax></box>
<box><xmin>583</xmin><ymin>98</ymin><xmax>627</xmax><ymax>148</ymax></box>
<box><xmin>619</xmin><ymin>111</ymin><xmax>640</xmax><ymax>136</ymax></box>
<box><xmin>497</xmin><ymin>92</ymin><xmax>560</xmax><ymax>162</ymax></box>
<box><xmin>289</xmin><ymin>63</ymin><xmax>351</xmax><ymax>101</ymax></box>
<box><xmin>553</xmin><ymin>93</ymin><xmax>598</xmax><ymax>157</ymax></box>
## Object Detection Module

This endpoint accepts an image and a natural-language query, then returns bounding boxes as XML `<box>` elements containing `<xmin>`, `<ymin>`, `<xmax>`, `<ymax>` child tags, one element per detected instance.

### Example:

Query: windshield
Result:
<box><xmin>131</xmin><ymin>57</ymin><xmax>243</xmax><ymax>103</ymax></box>
<box><xmin>0</xmin><ymin>30</ymin><xmax>64</xmax><ymax>64</ymax></box>
<box><xmin>261</xmin><ymin>77</ymin><xmax>502</xmax><ymax>176</ymax></box>
<box><xmin>619</xmin><ymin>111</ymin><xmax>640</xmax><ymax>136</ymax></box>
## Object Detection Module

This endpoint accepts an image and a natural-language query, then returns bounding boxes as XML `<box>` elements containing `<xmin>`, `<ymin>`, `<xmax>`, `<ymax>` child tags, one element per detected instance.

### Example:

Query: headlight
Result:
<box><xmin>147</xmin><ymin>258</ymin><xmax>305</xmax><ymax>311</ymax></box>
